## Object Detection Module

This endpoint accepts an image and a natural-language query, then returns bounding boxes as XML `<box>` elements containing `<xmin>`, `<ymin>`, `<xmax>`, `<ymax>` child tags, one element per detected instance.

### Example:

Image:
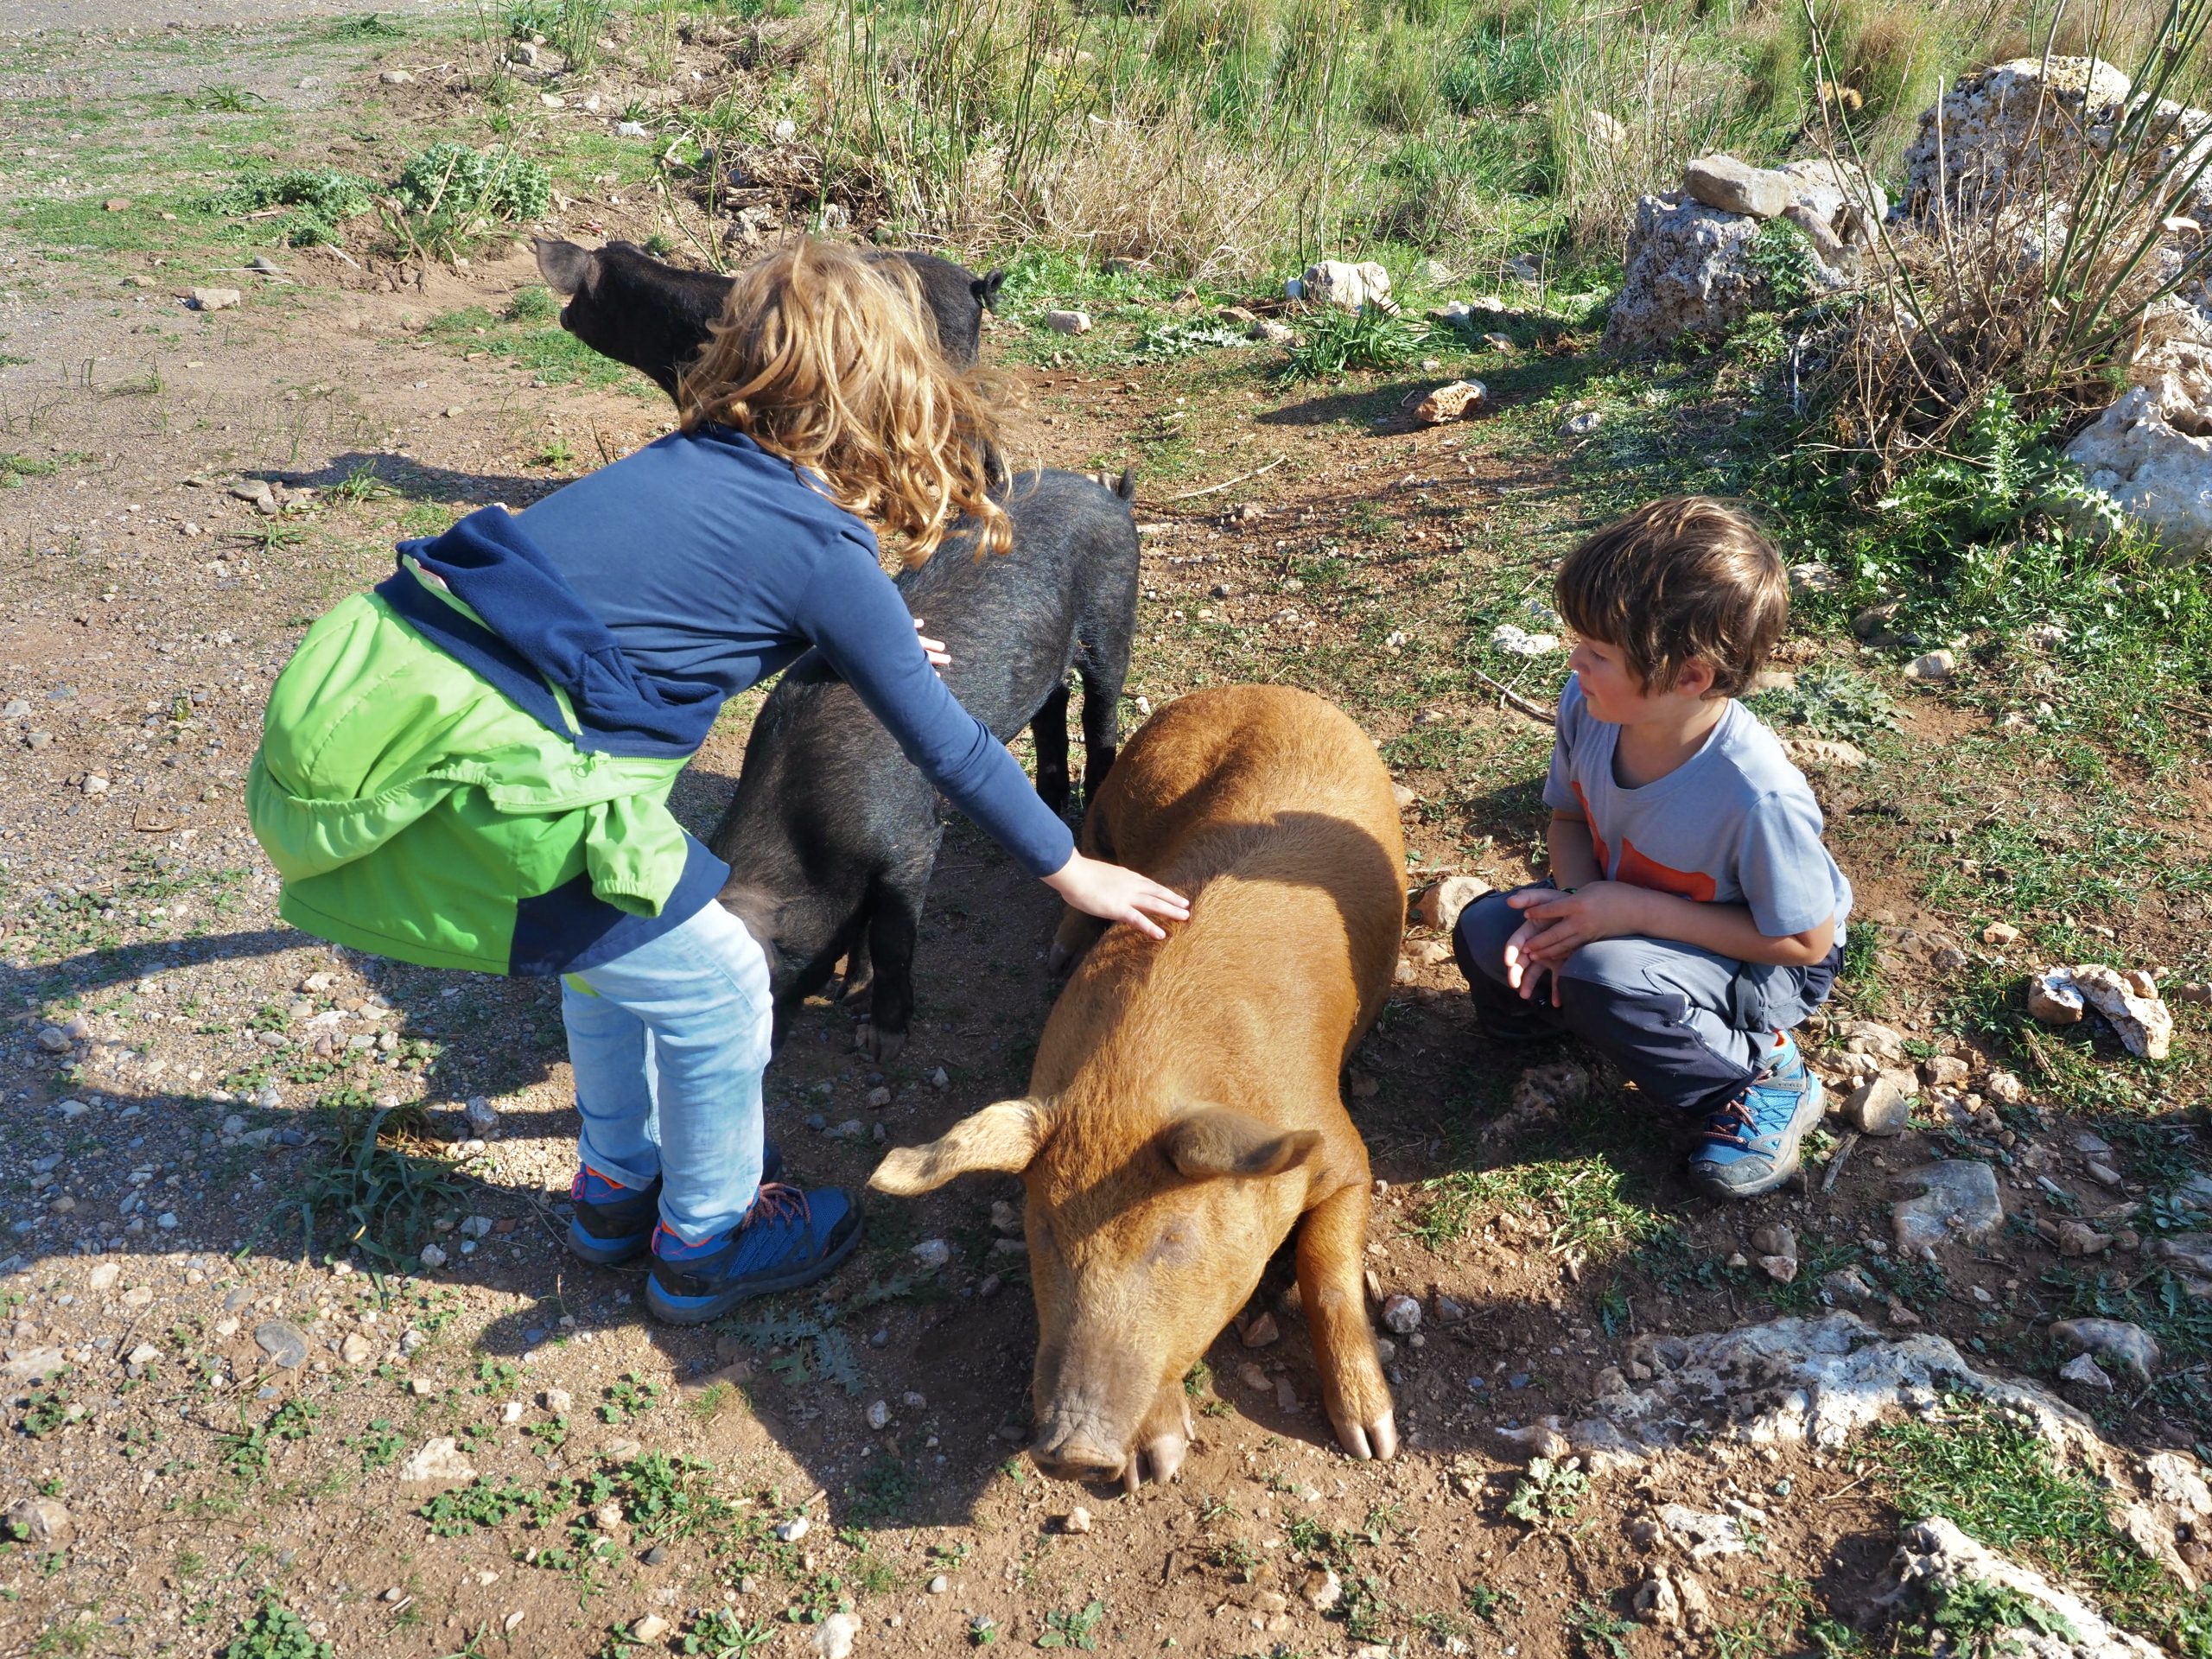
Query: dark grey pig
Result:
<box><xmin>709</xmin><ymin>468</ymin><xmax>1138</xmax><ymax>1062</ymax></box>
<box><xmin>532</xmin><ymin>238</ymin><xmax>1006</xmax><ymax>396</ymax></box>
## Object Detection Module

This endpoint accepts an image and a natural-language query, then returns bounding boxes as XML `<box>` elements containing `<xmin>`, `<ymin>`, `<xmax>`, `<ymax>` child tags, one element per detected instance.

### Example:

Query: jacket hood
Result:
<box><xmin>380</xmin><ymin>505</ymin><xmax>724</xmax><ymax>758</ymax></box>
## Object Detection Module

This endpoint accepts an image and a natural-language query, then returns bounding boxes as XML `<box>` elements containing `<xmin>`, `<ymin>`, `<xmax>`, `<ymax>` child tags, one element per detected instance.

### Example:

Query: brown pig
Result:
<box><xmin>869</xmin><ymin>683</ymin><xmax>1404</xmax><ymax>1488</ymax></box>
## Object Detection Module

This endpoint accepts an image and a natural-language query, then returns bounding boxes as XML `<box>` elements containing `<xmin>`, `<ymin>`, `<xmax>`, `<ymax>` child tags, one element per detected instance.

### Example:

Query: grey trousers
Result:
<box><xmin>1452</xmin><ymin>886</ymin><xmax>1840</xmax><ymax>1116</ymax></box>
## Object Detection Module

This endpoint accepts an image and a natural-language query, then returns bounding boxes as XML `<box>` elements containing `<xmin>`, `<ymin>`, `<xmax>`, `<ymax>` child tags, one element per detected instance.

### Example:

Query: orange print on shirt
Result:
<box><xmin>1568</xmin><ymin>782</ymin><xmax>1611</xmax><ymax>872</ymax></box>
<box><xmin>1616</xmin><ymin>838</ymin><xmax>1717</xmax><ymax>902</ymax></box>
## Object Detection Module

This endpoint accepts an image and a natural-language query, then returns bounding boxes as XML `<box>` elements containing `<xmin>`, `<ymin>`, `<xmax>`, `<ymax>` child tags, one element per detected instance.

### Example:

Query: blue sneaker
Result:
<box><xmin>566</xmin><ymin>1141</ymin><xmax>783</xmax><ymax>1267</ymax></box>
<box><xmin>1687</xmin><ymin>1033</ymin><xmax>1826</xmax><ymax>1199</ymax></box>
<box><xmin>645</xmin><ymin>1183</ymin><xmax>861</xmax><ymax>1324</ymax></box>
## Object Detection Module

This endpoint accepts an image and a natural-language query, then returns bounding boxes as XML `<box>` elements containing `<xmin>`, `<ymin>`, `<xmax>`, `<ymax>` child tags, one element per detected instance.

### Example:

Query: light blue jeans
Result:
<box><xmin>562</xmin><ymin>900</ymin><xmax>774</xmax><ymax>1244</ymax></box>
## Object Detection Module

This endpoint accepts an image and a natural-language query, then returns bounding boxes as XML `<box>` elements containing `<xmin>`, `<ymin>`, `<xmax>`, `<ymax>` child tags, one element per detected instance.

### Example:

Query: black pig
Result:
<box><xmin>709</xmin><ymin>468</ymin><xmax>1138</xmax><ymax>1062</ymax></box>
<box><xmin>533</xmin><ymin>238</ymin><xmax>1006</xmax><ymax>396</ymax></box>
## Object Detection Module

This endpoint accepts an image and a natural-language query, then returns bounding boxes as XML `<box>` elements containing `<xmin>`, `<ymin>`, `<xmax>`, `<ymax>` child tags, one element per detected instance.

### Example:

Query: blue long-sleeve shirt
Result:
<box><xmin>517</xmin><ymin>424</ymin><xmax>1073</xmax><ymax>880</ymax></box>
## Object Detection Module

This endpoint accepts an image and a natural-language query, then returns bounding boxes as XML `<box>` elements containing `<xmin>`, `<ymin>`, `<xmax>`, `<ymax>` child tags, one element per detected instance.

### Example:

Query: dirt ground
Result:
<box><xmin>6</xmin><ymin>9</ymin><xmax>2212</xmax><ymax>1659</ymax></box>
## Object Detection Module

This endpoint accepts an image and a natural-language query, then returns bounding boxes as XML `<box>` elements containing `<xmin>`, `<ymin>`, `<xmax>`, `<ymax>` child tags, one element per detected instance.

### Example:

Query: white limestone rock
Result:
<box><xmin>1900</xmin><ymin>58</ymin><xmax>2133</xmax><ymax>218</ymax></box>
<box><xmin>1880</xmin><ymin>1516</ymin><xmax>2163</xmax><ymax>1657</ymax></box>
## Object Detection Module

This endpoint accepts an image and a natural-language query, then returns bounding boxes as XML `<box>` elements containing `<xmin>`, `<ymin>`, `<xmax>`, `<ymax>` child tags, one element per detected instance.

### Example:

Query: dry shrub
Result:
<box><xmin>944</xmin><ymin>103</ymin><xmax>1344</xmax><ymax>277</ymax></box>
<box><xmin>1813</xmin><ymin>0</ymin><xmax>2212</xmax><ymax>480</ymax></box>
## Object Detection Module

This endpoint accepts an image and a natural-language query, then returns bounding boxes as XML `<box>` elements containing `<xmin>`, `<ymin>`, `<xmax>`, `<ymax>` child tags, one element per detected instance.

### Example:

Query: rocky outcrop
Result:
<box><xmin>2064</xmin><ymin>345</ymin><xmax>2212</xmax><ymax>563</ymax></box>
<box><xmin>1900</xmin><ymin>57</ymin><xmax>2132</xmax><ymax>218</ymax></box>
<box><xmin>1879</xmin><ymin>1517</ymin><xmax>2164</xmax><ymax>1658</ymax></box>
<box><xmin>1605</xmin><ymin>156</ymin><xmax>1883</xmax><ymax>352</ymax></box>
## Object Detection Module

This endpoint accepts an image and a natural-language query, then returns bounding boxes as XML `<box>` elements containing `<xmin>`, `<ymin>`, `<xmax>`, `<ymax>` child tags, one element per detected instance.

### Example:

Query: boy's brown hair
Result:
<box><xmin>1554</xmin><ymin>496</ymin><xmax>1788</xmax><ymax>697</ymax></box>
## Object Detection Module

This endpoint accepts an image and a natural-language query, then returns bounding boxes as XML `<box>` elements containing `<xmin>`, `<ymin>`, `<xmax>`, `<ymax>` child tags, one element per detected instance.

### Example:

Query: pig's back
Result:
<box><xmin>1040</xmin><ymin>685</ymin><xmax>1406</xmax><ymax>1095</ymax></box>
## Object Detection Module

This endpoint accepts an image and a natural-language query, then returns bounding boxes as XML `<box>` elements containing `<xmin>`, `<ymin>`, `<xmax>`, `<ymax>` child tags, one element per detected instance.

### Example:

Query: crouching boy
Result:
<box><xmin>1454</xmin><ymin>498</ymin><xmax>1853</xmax><ymax>1198</ymax></box>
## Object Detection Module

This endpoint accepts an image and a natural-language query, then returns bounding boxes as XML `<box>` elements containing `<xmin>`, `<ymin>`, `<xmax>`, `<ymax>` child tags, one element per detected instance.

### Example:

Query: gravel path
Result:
<box><xmin>5</xmin><ymin>0</ymin><xmax>461</xmax><ymax>35</ymax></box>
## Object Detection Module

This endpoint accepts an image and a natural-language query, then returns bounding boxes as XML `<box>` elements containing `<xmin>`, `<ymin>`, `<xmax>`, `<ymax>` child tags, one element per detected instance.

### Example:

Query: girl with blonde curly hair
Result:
<box><xmin>250</xmin><ymin>238</ymin><xmax>1184</xmax><ymax>1320</ymax></box>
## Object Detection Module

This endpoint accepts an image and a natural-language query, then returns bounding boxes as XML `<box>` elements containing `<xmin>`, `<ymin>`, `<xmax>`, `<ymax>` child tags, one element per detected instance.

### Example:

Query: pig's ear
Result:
<box><xmin>1163</xmin><ymin>1109</ymin><xmax>1319</xmax><ymax>1182</ymax></box>
<box><xmin>974</xmin><ymin>270</ymin><xmax>1007</xmax><ymax>313</ymax></box>
<box><xmin>869</xmin><ymin>1098</ymin><xmax>1052</xmax><ymax>1195</ymax></box>
<box><xmin>535</xmin><ymin>238</ymin><xmax>597</xmax><ymax>296</ymax></box>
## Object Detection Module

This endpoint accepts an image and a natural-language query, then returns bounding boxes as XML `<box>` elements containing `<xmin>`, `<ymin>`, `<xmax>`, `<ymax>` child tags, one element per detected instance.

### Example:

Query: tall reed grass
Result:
<box><xmin>806</xmin><ymin>0</ymin><xmax>2112</xmax><ymax>277</ymax></box>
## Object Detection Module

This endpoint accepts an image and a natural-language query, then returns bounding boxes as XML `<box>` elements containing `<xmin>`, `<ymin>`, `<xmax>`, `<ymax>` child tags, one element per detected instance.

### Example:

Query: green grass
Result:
<box><xmin>1865</xmin><ymin>1395</ymin><xmax>2212</xmax><ymax>1653</ymax></box>
<box><xmin>422</xmin><ymin>303</ymin><xmax>652</xmax><ymax>394</ymax></box>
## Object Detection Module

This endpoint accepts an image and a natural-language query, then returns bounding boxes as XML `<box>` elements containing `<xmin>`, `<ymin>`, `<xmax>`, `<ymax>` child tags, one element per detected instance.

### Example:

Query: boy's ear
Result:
<box><xmin>1674</xmin><ymin>658</ymin><xmax>1719</xmax><ymax>699</ymax></box>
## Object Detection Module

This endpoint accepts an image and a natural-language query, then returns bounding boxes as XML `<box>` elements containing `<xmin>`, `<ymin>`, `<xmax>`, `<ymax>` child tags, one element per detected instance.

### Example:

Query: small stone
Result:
<box><xmin>989</xmin><ymin>1199</ymin><xmax>1021</xmax><ymax>1236</ymax></box>
<box><xmin>1560</xmin><ymin>409</ymin><xmax>1603</xmax><ymax>437</ymax></box>
<box><xmin>2050</xmin><ymin>1318</ymin><xmax>2158</xmax><ymax>1382</ymax></box>
<box><xmin>1414</xmin><ymin>875</ymin><xmax>1491</xmax><ymax>932</ymax></box>
<box><xmin>464</xmin><ymin>1096</ymin><xmax>499</xmax><ymax>1136</ymax></box>
<box><xmin>1821</xmin><ymin>1266</ymin><xmax>1877</xmax><ymax>1304</ymax></box>
<box><xmin>103</xmin><ymin>197</ymin><xmax>130</xmax><ymax>212</ymax></box>
<box><xmin>1381</xmin><ymin>1294</ymin><xmax>1421</xmax><ymax>1335</ymax></box>
<box><xmin>912</xmin><ymin>1238</ymin><xmax>950</xmax><ymax>1270</ymax></box>
<box><xmin>1750</xmin><ymin>1224</ymin><xmax>1796</xmax><ymax>1262</ymax></box>
<box><xmin>1682</xmin><ymin>154</ymin><xmax>1793</xmax><ymax>219</ymax></box>
<box><xmin>1844</xmin><ymin>1077</ymin><xmax>1910</xmax><ymax>1135</ymax></box>
<box><xmin>1064</xmin><ymin>1505</ymin><xmax>1093</xmax><ymax>1535</ymax></box>
<box><xmin>928</xmin><ymin>1066</ymin><xmax>949</xmax><ymax>1090</ymax></box>
<box><xmin>865</xmin><ymin>1399</ymin><xmax>891</xmax><ymax>1431</ymax></box>
<box><xmin>1301</xmin><ymin>1566</ymin><xmax>1343</xmax><ymax>1611</ymax></box>
<box><xmin>418</xmin><ymin>1243</ymin><xmax>448</xmax><ymax>1270</ymax></box>
<box><xmin>1921</xmin><ymin>1055</ymin><xmax>1970</xmax><ymax>1090</ymax></box>
<box><xmin>379</xmin><ymin>68</ymin><xmax>413</xmax><ymax>84</ymax></box>
<box><xmin>927</xmin><ymin>1573</ymin><xmax>950</xmax><ymax>1594</ymax></box>
<box><xmin>866</xmin><ymin>1085</ymin><xmax>891</xmax><ymax>1108</ymax></box>
<box><xmin>254</xmin><ymin>1319</ymin><xmax>309</xmax><ymax>1370</ymax></box>
<box><xmin>2057</xmin><ymin>1351</ymin><xmax>2113</xmax><ymax>1390</ymax></box>
<box><xmin>5</xmin><ymin>1496</ymin><xmax>71</xmax><ymax>1546</ymax></box>
<box><xmin>339</xmin><ymin>1333</ymin><xmax>373</xmax><ymax>1365</ymax></box>
<box><xmin>1241</xmin><ymin>1312</ymin><xmax>1281</xmax><ymax>1348</ymax></box>
<box><xmin>398</xmin><ymin>1437</ymin><xmax>477</xmax><ymax>1482</ymax></box>
<box><xmin>631</xmin><ymin>1614</ymin><xmax>671</xmax><ymax>1643</ymax></box>
<box><xmin>1043</xmin><ymin>309</ymin><xmax>1092</xmax><ymax>334</ymax></box>
<box><xmin>88</xmin><ymin>1262</ymin><xmax>120</xmax><ymax>1291</ymax></box>
<box><xmin>1892</xmin><ymin>1161</ymin><xmax>2005</xmax><ymax>1253</ymax></box>
<box><xmin>811</xmin><ymin>1612</ymin><xmax>860</xmax><ymax>1659</ymax></box>
<box><xmin>1982</xmin><ymin>923</ymin><xmax>2021</xmax><ymax>948</ymax></box>
<box><xmin>189</xmin><ymin>287</ymin><xmax>242</xmax><ymax>312</ymax></box>
<box><xmin>500</xmin><ymin>1400</ymin><xmax>524</xmax><ymax>1424</ymax></box>
<box><xmin>1983</xmin><ymin>1070</ymin><xmax>2027</xmax><ymax>1105</ymax></box>
<box><xmin>543</xmin><ymin>1388</ymin><xmax>573</xmax><ymax>1412</ymax></box>
<box><xmin>1413</xmin><ymin>379</ymin><xmax>1485</xmax><ymax>425</ymax></box>
<box><xmin>1908</xmin><ymin>650</ymin><xmax>1956</xmax><ymax>680</ymax></box>
<box><xmin>2050</xmin><ymin>1220</ymin><xmax>2112</xmax><ymax>1257</ymax></box>
<box><xmin>774</xmin><ymin>1515</ymin><xmax>810</xmax><ymax>1543</ymax></box>
<box><xmin>1757</xmin><ymin>1255</ymin><xmax>1797</xmax><ymax>1285</ymax></box>
<box><xmin>36</xmin><ymin>1027</ymin><xmax>71</xmax><ymax>1053</ymax></box>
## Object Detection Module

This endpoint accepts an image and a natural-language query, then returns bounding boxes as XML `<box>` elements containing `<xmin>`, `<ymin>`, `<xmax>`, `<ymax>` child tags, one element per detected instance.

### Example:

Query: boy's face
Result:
<box><xmin>1568</xmin><ymin>635</ymin><xmax>1713</xmax><ymax>725</ymax></box>
<box><xmin>1567</xmin><ymin>635</ymin><xmax>1658</xmax><ymax>724</ymax></box>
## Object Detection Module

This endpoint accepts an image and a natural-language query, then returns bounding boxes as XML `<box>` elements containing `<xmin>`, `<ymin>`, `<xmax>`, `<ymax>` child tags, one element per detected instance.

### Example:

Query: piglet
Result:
<box><xmin>710</xmin><ymin>467</ymin><xmax>1137</xmax><ymax>1060</ymax></box>
<box><xmin>871</xmin><ymin>683</ymin><xmax>1405</xmax><ymax>1487</ymax></box>
<box><xmin>533</xmin><ymin>237</ymin><xmax>1005</xmax><ymax>397</ymax></box>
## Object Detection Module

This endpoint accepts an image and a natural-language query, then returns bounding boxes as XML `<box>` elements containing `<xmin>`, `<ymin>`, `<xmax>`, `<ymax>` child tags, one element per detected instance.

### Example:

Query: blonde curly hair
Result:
<box><xmin>678</xmin><ymin>238</ymin><xmax>1010</xmax><ymax>562</ymax></box>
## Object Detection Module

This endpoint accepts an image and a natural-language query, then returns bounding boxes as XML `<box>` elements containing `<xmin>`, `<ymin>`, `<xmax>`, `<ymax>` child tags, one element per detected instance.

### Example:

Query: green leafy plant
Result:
<box><xmin>1503</xmin><ymin>1455</ymin><xmax>1587</xmax><ymax>1524</ymax></box>
<box><xmin>1742</xmin><ymin>661</ymin><xmax>1898</xmax><ymax>744</ymax></box>
<box><xmin>221</xmin><ymin>1598</ymin><xmax>334</xmax><ymax>1659</ymax></box>
<box><xmin>201</xmin><ymin>171</ymin><xmax>373</xmax><ymax>247</ymax></box>
<box><xmin>385</xmin><ymin>143</ymin><xmax>552</xmax><ymax>258</ymax></box>
<box><xmin>1569</xmin><ymin>1599</ymin><xmax>1634</xmax><ymax>1658</ymax></box>
<box><xmin>599</xmin><ymin>1372</ymin><xmax>661</xmax><ymax>1424</ymax></box>
<box><xmin>1283</xmin><ymin>306</ymin><xmax>1432</xmax><ymax>378</ymax></box>
<box><xmin>1745</xmin><ymin>218</ymin><xmax>1821</xmax><ymax>311</ymax></box>
<box><xmin>1036</xmin><ymin>1599</ymin><xmax>1107</xmax><ymax>1649</ymax></box>
<box><xmin>681</xmin><ymin>1608</ymin><xmax>778</xmax><ymax>1655</ymax></box>
<box><xmin>21</xmin><ymin>1378</ymin><xmax>79</xmax><ymax>1439</ymax></box>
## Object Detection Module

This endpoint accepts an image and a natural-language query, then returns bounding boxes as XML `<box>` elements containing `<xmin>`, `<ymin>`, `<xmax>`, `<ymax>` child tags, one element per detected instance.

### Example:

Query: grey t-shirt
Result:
<box><xmin>1542</xmin><ymin>676</ymin><xmax>1852</xmax><ymax>943</ymax></box>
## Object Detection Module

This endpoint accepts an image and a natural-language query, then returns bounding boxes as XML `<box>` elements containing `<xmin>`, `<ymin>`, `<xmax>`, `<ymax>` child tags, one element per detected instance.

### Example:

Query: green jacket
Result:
<box><xmin>248</xmin><ymin>508</ymin><xmax>728</xmax><ymax>976</ymax></box>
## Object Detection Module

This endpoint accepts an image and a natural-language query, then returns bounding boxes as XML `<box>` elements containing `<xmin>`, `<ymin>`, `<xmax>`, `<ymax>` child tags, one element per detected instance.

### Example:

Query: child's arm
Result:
<box><xmin>1513</xmin><ymin>884</ymin><xmax>1834</xmax><ymax>969</ymax></box>
<box><xmin>1545</xmin><ymin>810</ymin><xmax>1604</xmax><ymax>890</ymax></box>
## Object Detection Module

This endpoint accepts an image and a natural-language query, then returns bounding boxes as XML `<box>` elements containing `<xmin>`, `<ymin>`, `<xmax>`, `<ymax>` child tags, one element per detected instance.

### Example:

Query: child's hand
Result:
<box><xmin>1501</xmin><ymin>917</ymin><xmax>1560</xmax><ymax>1007</ymax></box>
<box><xmin>1045</xmin><ymin>852</ymin><xmax>1191</xmax><ymax>941</ymax></box>
<box><xmin>914</xmin><ymin>617</ymin><xmax>950</xmax><ymax>668</ymax></box>
<box><xmin>1507</xmin><ymin>881</ymin><xmax>1649</xmax><ymax>971</ymax></box>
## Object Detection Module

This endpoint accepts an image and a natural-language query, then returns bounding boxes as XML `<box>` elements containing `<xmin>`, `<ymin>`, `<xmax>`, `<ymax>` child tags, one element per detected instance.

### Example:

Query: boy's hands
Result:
<box><xmin>1503</xmin><ymin>882</ymin><xmax>1650</xmax><ymax>1000</ymax></box>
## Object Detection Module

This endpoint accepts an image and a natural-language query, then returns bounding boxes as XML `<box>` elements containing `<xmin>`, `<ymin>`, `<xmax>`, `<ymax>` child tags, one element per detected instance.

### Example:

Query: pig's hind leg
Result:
<box><xmin>854</xmin><ymin>878</ymin><xmax>925</xmax><ymax>1063</ymax></box>
<box><xmin>1295</xmin><ymin>1184</ymin><xmax>1398</xmax><ymax>1462</ymax></box>
<box><xmin>1029</xmin><ymin>678</ymin><xmax>1073</xmax><ymax>817</ymax></box>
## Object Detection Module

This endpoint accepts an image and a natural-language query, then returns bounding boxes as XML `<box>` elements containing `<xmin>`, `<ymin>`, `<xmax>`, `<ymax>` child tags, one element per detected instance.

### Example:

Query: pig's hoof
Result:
<box><xmin>855</xmin><ymin>1021</ymin><xmax>906</xmax><ymax>1063</ymax></box>
<box><xmin>1334</xmin><ymin>1408</ymin><xmax>1398</xmax><ymax>1463</ymax></box>
<box><xmin>1123</xmin><ymin>1431</ymin><xmax>1188</xmax><ymax>1492</ymax></box>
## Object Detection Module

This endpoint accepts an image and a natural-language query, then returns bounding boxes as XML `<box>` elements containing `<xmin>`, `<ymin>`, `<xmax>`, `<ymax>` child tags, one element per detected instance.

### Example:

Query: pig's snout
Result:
<box><xmin>1029</xmin><ymin>1425</ymin><xmax>1128</xmax><ymax>1487</ymax></box>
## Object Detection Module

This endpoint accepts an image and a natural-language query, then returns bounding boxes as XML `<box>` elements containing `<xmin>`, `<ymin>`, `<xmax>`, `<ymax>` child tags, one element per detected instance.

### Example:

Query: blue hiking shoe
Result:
<box><xmin>1687</xmin><ymin>1033</ymin><xmax>1826</xmax><ymax>1200</ymax></box>
<box><xmin>645</xmin><ymin>1183</ymin><xmax>861</xmax><ymax>1324</ymax></box>
<box><xmin>566</xmin><ymin>1141</ymin><xmax>783</xmax><ymax>1267</ymax></box>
